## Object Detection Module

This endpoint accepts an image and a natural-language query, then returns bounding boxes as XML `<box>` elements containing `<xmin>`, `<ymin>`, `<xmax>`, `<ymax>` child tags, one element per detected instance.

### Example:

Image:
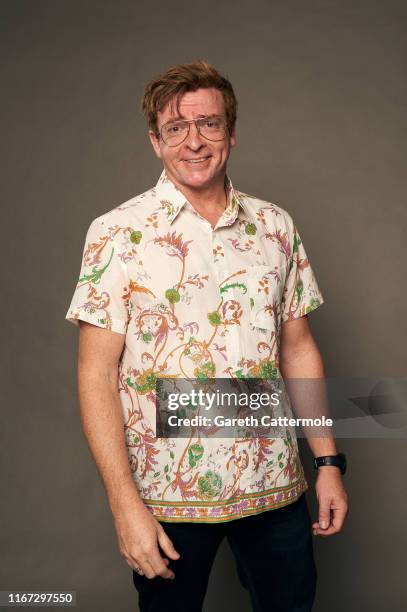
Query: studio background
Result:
<box><xmin>1</xmin><ymin>1</ymin><xmax>406</xmax><ymax>610</ymax></box>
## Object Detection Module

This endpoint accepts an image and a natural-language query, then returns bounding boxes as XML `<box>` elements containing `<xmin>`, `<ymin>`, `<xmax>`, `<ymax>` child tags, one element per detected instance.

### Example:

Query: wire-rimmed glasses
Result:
<box><xmin>157</xmin><ymin>115</ymin><xmax>229</xmax><ymax>147</ymax></box>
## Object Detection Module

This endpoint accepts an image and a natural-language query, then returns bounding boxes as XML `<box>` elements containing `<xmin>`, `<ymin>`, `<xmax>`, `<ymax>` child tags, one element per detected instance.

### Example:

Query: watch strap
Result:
<box><xmin>313</xmin><ymin>453</ymin><xmax>346</xmax><ymax>475</ymax></box>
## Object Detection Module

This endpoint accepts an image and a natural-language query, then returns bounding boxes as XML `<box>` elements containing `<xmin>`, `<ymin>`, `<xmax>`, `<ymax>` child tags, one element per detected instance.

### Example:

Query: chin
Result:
<box><xmin>188</xmin><ymin>179</ymin><xmax>213</xmax><ymax>191</ymax></box>
<box><xmin>179</xmin><ymin>172</ymin><xmax>212</xmax><ymax>188</ymax></box>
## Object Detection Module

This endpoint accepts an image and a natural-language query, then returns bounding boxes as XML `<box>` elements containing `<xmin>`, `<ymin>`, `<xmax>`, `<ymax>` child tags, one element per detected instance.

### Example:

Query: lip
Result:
<box><xmin>182</xmin><ymin>155</ymin><xmax>212</xmax><ymax>163</ymax></box>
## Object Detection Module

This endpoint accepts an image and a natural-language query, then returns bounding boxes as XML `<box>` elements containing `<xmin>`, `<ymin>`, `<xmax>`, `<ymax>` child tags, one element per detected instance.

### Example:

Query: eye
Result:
<box><xmin>165</xmin><ymin>121</ymin><xmax>187</xmax><ymax>136</ymax></box>
<box><xmin>205</xmin><ymin>117</ymin><xmax>222</xmax><ymax>129</ymax></box>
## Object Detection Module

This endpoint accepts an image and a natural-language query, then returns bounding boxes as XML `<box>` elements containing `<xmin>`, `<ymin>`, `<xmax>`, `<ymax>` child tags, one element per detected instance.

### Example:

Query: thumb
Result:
<box><xmin>157</xmin><ymin>529</ymin><xmax>181</xmax><ymax>560</ymax></box>
<box><xmin>318</xmin><ymin>498</ymin><xmax>331</xmax><ymax>530</ymax></box>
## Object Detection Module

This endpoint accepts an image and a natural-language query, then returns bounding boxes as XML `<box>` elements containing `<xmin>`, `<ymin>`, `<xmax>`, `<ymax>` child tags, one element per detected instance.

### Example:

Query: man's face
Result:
<box><xmin>149</xmin><ymin>87</ymin><xmax>236</xmax><ymax>191</ymax></box>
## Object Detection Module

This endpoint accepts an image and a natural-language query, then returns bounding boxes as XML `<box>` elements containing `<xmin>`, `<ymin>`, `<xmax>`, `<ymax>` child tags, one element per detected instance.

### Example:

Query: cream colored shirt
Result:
<box><xmin>66</xmin><ymin>170</ymin><xmax>324</xmax><ymax>523</ymax></box>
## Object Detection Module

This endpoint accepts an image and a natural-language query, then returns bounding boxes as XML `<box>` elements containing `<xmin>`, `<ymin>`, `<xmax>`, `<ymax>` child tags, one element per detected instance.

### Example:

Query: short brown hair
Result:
<box><xmin>140</xmin><ymin>60</ymin><xmax>237</xmax><ymax>136</ymax></box>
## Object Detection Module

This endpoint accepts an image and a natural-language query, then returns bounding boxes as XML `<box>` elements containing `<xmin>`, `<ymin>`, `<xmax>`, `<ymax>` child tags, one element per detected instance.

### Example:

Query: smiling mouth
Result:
<box><xmin>183</xmin><ymin>156</ymin><xmax>211</xmax><ymax>164</ymax></box>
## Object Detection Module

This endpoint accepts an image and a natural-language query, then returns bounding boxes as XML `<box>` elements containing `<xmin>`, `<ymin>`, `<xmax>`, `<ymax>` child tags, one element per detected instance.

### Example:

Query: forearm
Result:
<box><xmin>280</xmin><ymin>336</ymin><xmax>337</xmax><ymax>458</ymax></box>
<box><xmin>78</xmin><ymin>366</ymin><xmax>145</xmax><ymax>516</ymax></box>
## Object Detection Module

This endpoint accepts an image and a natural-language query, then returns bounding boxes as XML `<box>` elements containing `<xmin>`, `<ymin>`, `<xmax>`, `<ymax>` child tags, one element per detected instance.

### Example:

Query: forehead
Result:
<box><xmin>158</xmin><ymin>88</ymin><xmax>225</xmax><ymax>124</ymax></box>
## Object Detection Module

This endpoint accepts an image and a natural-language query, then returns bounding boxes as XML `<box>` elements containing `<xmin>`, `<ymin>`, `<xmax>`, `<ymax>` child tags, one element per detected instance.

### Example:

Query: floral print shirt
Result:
<box><xmin>65</xmin><ymin>169</ymin><xmax>324</xmax><ymax>523</ymax></box>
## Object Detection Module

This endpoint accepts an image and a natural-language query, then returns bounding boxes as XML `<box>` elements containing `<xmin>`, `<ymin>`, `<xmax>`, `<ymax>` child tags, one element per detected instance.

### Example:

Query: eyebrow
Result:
<box><xmin>166</xmin><ymin>113</ymin><xmax>217</xmax><ymax>122</ymax></box>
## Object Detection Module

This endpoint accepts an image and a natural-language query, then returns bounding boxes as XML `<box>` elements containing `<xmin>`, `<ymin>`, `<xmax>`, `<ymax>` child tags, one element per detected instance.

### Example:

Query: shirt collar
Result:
<box><xmin>154</xmin><ymin>169</ymin><xmax>247</xmax><ymax>227</ymax></box>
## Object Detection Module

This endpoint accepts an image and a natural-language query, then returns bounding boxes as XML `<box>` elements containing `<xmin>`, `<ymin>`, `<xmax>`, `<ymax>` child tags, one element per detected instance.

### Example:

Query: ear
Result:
<box><xmin>148</xmin><ymin>130</ymin><xmax>163</xmax><ymax>160</ymax></box>
<box><xmin>229</xmin><ymin>125</ymin><xmax>237</xmax><ymax>149</ymax></box>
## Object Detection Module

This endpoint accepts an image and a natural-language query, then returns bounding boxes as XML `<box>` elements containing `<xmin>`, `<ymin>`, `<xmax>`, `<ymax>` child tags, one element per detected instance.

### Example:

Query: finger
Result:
<box><xmin>127</xmin><ymin>554</ymin><xmax>156</xmax><ymax>579</ymax></box>
<box><xmin>318</xmin><ymin>497</ymin><xmax>332</xmax><ymax>530</ymax></box>
<box><xmin>157</xmin><ymin>528</ymin><xmax>181</xmax><ymax>560</ymax></box>
<box><xmin>124</xmin><ymin>556</ymin><xmax>138</xmax><ymax>572</ymax></box>
<box><xmin>331</xmin><ymin>506</ymin><xmax>347</xmax><ymax>531</ymax></box>
<box><xmin>313</xmin><ymin>524</ymin><xmax>339</xmax><ymax>537</ymax></box>
<box><xmin>134</xmin><ymin>556</ymin><xmax>170</xmax><ymax>567</ymax></box>
<box><xmin>141</xmin><ymin>559</ymin><xmax>158</xmax><ymax>580</ymax></box>
<box><xmin>148</xmin><ymin>549</ymin><xmax>175</xmax><ymax>579</ymax></box>
<box><xmin>313</xmin><ymin>528</ymin><xmax>338</xmax><ymax>537</ymax></box>
<box><xmin>125</xmin><ymin>556</ymin><xmax>153</xmax><ymax>579</ymax></box>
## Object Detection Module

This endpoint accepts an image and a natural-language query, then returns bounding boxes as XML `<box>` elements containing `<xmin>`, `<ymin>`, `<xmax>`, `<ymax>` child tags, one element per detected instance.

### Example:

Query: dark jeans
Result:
<box><xmin>132</xmin><ymin>493</ymin><xmax>317</xmax><ymax>612</ymax></box>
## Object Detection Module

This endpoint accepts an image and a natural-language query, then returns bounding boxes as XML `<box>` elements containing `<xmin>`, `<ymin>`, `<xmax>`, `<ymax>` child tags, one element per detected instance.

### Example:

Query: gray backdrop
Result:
<box><xmin>1</xmin><ymin>1</ymin><xmax>406</xmax><ymax>610</ymax></box>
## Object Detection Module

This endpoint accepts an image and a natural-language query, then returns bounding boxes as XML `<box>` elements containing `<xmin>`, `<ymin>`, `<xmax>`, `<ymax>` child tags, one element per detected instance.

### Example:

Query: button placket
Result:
<box><xmin>212</xmin><ymin>231</ymin><xmax>241</xmax><ymax>369</ymax></box>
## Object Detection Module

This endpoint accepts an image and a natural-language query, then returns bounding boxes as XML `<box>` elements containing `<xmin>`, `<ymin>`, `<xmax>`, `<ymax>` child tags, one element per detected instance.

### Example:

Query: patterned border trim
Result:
<box><xmin>142</xmin><ymin>477</ymin><xmax>308</xmax><ymax>524</ymax></box>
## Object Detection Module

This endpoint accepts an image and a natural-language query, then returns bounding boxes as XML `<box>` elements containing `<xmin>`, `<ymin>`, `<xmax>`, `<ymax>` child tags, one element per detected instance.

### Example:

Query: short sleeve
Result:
<box><xmin>65</xmin><ymin>217</ymin><xmax>130</xmax><ymax>335</ymax></box>
<box><xmin>281</xmin><ymin>220</ymin><xmax>324</xmax><ymax>323</ymax></box>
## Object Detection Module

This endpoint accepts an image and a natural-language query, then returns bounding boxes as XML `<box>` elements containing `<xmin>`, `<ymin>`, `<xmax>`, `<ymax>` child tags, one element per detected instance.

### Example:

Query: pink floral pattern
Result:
<box><xmin>65</xmin><ymin>170</ymin><xmax>324</xmax><ymax>523</ymax></box>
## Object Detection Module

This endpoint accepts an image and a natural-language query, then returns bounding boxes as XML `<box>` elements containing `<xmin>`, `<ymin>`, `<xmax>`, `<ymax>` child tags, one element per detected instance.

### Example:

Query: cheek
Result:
<box><xmin>217</xmin><ymin>142</ymin><xmax>231</xmax><ymax>160</ymax></box>
<box><xmin>161</xmin><ymin>149</ymin><xmax>177</xmax><ymax>165</ymax></box>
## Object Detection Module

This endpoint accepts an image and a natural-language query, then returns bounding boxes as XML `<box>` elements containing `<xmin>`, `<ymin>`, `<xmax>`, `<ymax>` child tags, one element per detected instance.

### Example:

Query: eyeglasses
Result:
<box><xmin>157</xmin><ymin>115</ymin><xmax>229</xmax><ymax>147</ymax></box>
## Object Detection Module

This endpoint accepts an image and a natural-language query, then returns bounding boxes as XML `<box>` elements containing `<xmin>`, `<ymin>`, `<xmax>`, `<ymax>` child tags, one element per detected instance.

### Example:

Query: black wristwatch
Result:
<box><xmin>313</xmin><ymin>452</ymin><xmax>347</xmax><ymax>475</ymax></box>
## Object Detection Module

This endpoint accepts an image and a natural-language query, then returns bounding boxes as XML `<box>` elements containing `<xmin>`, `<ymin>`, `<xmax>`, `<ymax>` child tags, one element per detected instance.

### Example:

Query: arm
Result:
<box><xmin>77</xmin><ymin>321</ymin><xmax>180</xmax><ymax>577</ymax></box>
<box><xmin>279</xmin><ymin>315</ymin><xmax>349</xmax><ymax>536</ymax></box>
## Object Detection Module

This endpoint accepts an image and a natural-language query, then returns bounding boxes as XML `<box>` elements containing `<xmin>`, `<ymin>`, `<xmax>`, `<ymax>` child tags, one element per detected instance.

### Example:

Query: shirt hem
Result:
<box><xmin>65</xmin><ymin>310</ymin><xmax>127</xmax><ymax>335</ymax></box>
<box><xmin>141</xmin><ymin>477</ymin><xmax>308</xmax><ymax>524</ymax></box>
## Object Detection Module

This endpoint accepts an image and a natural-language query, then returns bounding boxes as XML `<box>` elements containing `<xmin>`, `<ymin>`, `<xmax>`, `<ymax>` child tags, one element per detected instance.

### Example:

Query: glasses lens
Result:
<box><xmin>162</xmin><ymin>121</ymin><xmax>189</xmax><ymax>146</ymax></box>
<box><xmin>199</xmin><ymin>117</ymin><xmax>227</xmax><ymax>141</ymax></box>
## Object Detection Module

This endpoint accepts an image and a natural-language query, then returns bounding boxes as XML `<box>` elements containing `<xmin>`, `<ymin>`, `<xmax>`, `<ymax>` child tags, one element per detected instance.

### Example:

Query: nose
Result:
<box><xmin>185</xmin><ymin>121</ymin><xmax>206</xmax><ymax>151</ymax></box>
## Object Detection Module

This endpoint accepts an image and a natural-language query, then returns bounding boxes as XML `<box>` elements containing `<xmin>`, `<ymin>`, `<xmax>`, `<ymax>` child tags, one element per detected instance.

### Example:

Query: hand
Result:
<box><xmin>113</xmin><ymin>501</ymin><xmax>181</xmax><ymax>579</ymax></box>
<box><xmin>312</xmin><ymin>467</ymin><xmax>349</xmax><ymax>536</ymax></box>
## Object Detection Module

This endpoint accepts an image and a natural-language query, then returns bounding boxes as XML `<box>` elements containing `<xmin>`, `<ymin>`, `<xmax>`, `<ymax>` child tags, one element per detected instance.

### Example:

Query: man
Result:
<box><xmin>66</xmin><ymin>60</ymin><xmax>348</xmax><ymax>611</ymax></box>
